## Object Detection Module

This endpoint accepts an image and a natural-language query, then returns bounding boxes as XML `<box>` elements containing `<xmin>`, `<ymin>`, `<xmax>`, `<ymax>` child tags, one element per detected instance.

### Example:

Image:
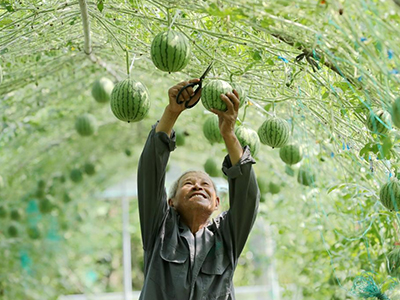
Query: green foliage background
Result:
<box><xmin>1</xmin><ymin>0</ymin><xmax>400</xmax><ymax>299</ymax></box>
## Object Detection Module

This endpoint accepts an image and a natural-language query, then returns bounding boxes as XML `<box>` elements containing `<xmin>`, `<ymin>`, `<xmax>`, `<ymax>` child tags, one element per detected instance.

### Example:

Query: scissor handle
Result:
<box><xmin>176</xmin><ymin>82</ymin><xmax>203</xmax><ymax>109</ymax></box>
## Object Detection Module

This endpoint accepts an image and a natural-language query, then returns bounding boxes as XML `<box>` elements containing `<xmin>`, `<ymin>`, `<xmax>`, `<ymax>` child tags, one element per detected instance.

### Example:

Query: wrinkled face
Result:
<box><xmin>169</xmin><ymin>172</ymin><xmax>220</xmax><ymax>217</ymax></box>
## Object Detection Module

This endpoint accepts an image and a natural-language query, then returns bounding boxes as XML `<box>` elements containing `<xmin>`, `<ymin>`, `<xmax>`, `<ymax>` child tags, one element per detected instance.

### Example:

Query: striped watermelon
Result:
<box><xmin>92</xmin><ymin>77</ymin><xmax>114</xmax><ymax>103</ymax></box>
<box><xmin>203</xmin><ymin>115</ymin><xmax>222</xmax><ymax>144</ymax></box>
<box><xmin>201</xmin><ymin>80</ymin><xmax>233</xmax><ymax>112</ymax></box>
<box><xmin>150</xmin><ymin>30</ymin><xmax>191</xmax><ymax>73</ymax></box>
<box><xmin>297</xmin><ymin>166</ymin><xmax>316</xmax><ymax>186</ymax></box>
<box><xmin>231</xmin><ymin>83</ymin><xmax>247</xmax><ymax>108</ymax></box>
<box><xmin>391</xmin><ymin>97</ymin><xmax>400</xmax><ymax>128</ymax></box>
<box><xmin>279</xmin><ymin>144</ymin><xmax>303</xmax><ymax>165</ymax></box>
<box><xmin>70</xmin><ymin>169</ymin><xmax>83</xmax><ymax>183</ymax></box>
<box><xmin>269</xmin><ymin>182</ymin><xmax>281</xmax><ymax>194</ymax></box>
<box><xmin>366</xmin><ymin>110</ymin><xmax>391</xmax><ymax>134</ymax></box>
<box><xmin>235</xmin><ymin>126</ymin><xmax>260</xmax><ymax>157</ymax></box>
<box><xmin>8</xmin><ymin>225</ymin><xmax>18</xmax><ymax>237</ymax></box>
<box><xmin>175</xmin><ymin>129</ymin><xmax>186</xmax><ymax>146</ymax></box>
<box><xmin>204</xmin><ymin>158</ymin><xmax>220</xmax><ymax>177</ymax></box>
<box><xmin>379</xmin><ymin>179</ymin><xmax>400</xmax><ymax>211</ymax></box>
<box><xmin>110</xmin><ymin>78</ymin><xmax>150</xmax><ymax>123</ymax></box>
<box><xmin>258</xmin><ymin>117</ymin><xmax>290</xmax><ymax>148</ymax></box>
<box><xmin>75</xmin><ymin>113</ymin><xmax>97</xmax><ymax>136</ymax></box>
<box><xmin>387</xmin><ymin>246</ymin><xmax>400</xmax><ymax>278</ymax></box>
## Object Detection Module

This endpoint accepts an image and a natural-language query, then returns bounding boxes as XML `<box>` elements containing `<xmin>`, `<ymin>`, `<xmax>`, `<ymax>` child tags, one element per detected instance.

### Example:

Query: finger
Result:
<box><xmin>227</xmin><ymin>91</ymin><xmax>240</xmax><ymax>111</ymax></box>
<box><xmin>188</xmin><ymin>78</ymin><xmax>200</xmax><ymax>84</ymax></box>
<box><xmin>180</xmin><ymin>88</ymin><xmax>191</xmax><ymax>102</ymax></box>
<box><xmin>220</xmin><ymin>94</ymin><xmax>235</xmax><ymax>111</ymax></box>
<box><xmin>186</xmin><ymin>87</ymin><xmax>202</xmax><ymax>107</ymax></box>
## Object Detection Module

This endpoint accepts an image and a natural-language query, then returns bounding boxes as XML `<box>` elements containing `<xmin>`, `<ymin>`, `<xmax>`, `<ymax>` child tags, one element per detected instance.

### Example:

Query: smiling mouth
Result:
<box><xmin>189</xmin><ymin>193</ymin><xmax>207</xmax><ymax>199</ymax></box>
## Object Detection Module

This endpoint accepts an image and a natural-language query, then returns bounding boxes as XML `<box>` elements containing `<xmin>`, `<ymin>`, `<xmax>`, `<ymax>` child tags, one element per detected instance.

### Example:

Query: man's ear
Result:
<box><xmin>168</xmin><ymin>198</ymin><xmax>174</xmax><ymax>207</ymax></box>
<box><xmin>214</xmin><ymin>196</ymin><xmax>220</xmax><ymax>210</ymax></box>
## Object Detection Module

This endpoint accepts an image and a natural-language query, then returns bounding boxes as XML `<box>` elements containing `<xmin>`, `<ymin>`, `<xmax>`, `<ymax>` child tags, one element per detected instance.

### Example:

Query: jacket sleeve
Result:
<box><xmin>220</xmin><ymin>146</ymin><xmax>260</xmax><ymax>260</ymax></box>
<box><xmin>137</xmin><ymin>123</ymin><xmax>176</xmax><ymax>251</ymax></box>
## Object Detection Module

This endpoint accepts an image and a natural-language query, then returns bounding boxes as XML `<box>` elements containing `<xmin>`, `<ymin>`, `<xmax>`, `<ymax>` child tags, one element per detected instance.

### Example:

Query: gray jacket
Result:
<box><xmin>137</xmin><ymin>124</ymin><xmax>260</xmax><ymax>300</ymax></box>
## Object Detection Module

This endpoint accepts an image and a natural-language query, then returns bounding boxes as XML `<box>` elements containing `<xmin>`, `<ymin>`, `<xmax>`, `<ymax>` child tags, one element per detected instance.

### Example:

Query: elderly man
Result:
<box><xmin>137</xmin><ymin>78</ymin><xmax>260</xmax><ymax>300</ymax></box>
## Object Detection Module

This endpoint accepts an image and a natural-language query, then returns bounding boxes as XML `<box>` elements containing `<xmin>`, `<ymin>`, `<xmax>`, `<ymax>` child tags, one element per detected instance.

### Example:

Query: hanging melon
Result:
<box><xmin>92</xmin><ymin>77</ymin><xmax>114</xmax><ymax>103</ymax></box>
<box><xmin>297</xmin><ymin>165</ymin><xmax>316</xmax><ymax>186</ymax></box>
<box><xmin>379</xmin><ymin>179</ymin><xmax>400</xmax><ymax>211</ymax></box>
<box><xmin>204</xmin><ymin>158</ymin><xmax>220</xmax><ymax>177</ymax></box>
<box><xmin>84</xmin><ymin>162</ymin><xmax>96</xmax><ymax>176</ymax></box>
<box><xmin>234</xmin><ymin>126</ymin><xmax>260</xmax><ymax>157</ymax></box>
<box><xmin>279</xmin><ymin>144</ymin><xmax>303</xmax><ymax>165</ymax></box>
<box><xmin>201</xmin><ymin>80</ymin><xmax>233</xmax><ymax>112</ymax></box>
<box><xmin>70</xmin><ymin>169</ymin><xmax>83</xmax><ymax>183</ymax></box>
<box><xmin>258</xmin><ymin>117</ymin><xmax>290</xmax><ymax>148</ymax></box>
<box><xmin>391</xmin><ymin>97</ymin><xmax>400</xmax><ymax>128</ymax></box>
<box><xmin>75</xmin><ymin>113</ymin><xmax>98</xmax><ymax>136</ymax></box>
<box><xmin>150</xmin><ymin>30</ymin><xmax>191</xmax><ymax>73</ymax></box>
<box><xmin>230</xmin><ymin>82</ymin><xmax>247</xmax><ymax>108</ymax></box>
<box><xmin>110</xmin><ymin>78</ymin><xmax>150</xmax><ymax>123</ymax></box>
<box><xmin>203</xmin><ymin>115</ymin><xmax>222</xmax><ymax>144</ymax></box>
<box><xmin>387</xmin><ymin>246</ymin><xmax>400</xmax><ymax>278</ymax></box>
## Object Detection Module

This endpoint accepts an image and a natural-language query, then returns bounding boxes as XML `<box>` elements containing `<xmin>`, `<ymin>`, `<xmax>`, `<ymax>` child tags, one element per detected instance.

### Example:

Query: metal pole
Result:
<box><xmin>122</xmin><ymin>196</ymin><xmax>132</xmax><ymax>300</ymax></box>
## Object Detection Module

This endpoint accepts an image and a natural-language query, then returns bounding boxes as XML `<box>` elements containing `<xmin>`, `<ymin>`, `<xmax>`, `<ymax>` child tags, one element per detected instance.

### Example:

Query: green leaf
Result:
<box><xmin>252</xmin><ymin>50</ymin><xmax>262</xmax><ymax>61</ymax></box>
<box><xmin>97</xmin><ymin>0</ymin><xmax>104</xmax><ymax>12</ymax></box>
<box><xmin>1</xmin><ymin>1</ymin><xmax>14</xmax><ymax>12</ymax></box>
<box><xmin>0</xmin><ymin>18</ymin><xmax>12</xmax><ymax>27</ymax></box>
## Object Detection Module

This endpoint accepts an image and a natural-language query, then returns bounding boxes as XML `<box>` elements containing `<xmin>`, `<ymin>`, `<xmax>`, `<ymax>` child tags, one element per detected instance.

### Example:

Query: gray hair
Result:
<box><xmin>168</xmin><ymin>170</ymin><xmax>218</xmax><ymax>199</ymax></box>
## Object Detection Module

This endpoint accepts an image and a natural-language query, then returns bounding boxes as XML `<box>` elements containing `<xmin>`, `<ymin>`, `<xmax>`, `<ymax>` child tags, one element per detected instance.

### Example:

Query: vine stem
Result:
<box><xmin>78</xmin><ymin>0</ymin><xmax>92</xmax><ymax>55</ymax></box>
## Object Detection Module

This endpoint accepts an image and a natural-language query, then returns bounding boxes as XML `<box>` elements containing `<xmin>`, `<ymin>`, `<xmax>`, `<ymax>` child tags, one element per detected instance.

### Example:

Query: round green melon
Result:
<box><xmin>203</xmin><ymin>115</ymin><xmax>222</xmax><ymax>144</ymax></box>
<box><xmin>125</xmin><ymin>149</ymin><xmax>132</xmax><ymax>157</ymax></box>
<box><xmin>257</xmin><ymin>177</ymin><xmax>269</xmax><ymax>195</ymax></box>
<box><xmin>110</xmin><ymin>78</ymin><xmax>150</xmax><ymax>123</ymax></box>
<box><xmin>8</xmin><ymin>225</ymin><xmax>18</xmax><ymax>237</ymax></box>
<box><xmin>391</xmin><ymin>97</ymin><xmax>400</xmax><ymax>128</ymax></box>
<box><xmin>27</xmin><ymin>226</ymin><xmax>41</xmax><ymax>240</ymax></box>
<box><xmin>175</xmin><ymin>129</ymin><xmax>186</xmax><ymax>146</ymax></box>
<box><xmin>258</xmin><ymin>117</ymin><xmax>290</xmax><ymax>148</ymax></box>
<box><xmin>387</xmin><ymin>246</ymin><xmax>400</xmax><ymax>278</ymax></box>
<box><xmin>0</xmin><ymin>205</ymin><xmax>7</xmax><ymax>218</ymax></box>
<box><xmin>231</xmin><ymin>82</ymin><xmax>247</xmax><ymax>108</ymax></box>
<box><xmin>297</xmin><ymin>166</ymin><xmax>316</xmax><ymax>186</ymax></box>
<box><xmin>39</xmin><ymin>198</ymin><xmax>53</xmax><ymax>214</ymax></box>
<box><xmin>235</xmin><ymin>126</ymin><xmax>260</xmax><ymax>157</ymax></box>
<box><xmin>279</xmin><ymin>144</ymin><xmax>303</xmax><ymax>165</ymax></box>
<box><xmin>366</xmin><ymin>110</ymin><xmax>391</xmax><ymax>134</ymax></box>
<box><xmin>92</xmin><ymin>77</ymin><xmax>114</xmax><ymax>103</ymax></box>
<box><xmin>150</xmin><ymin>30</ymin><xmax>191</xmax><ymax>73</ymax></box>
<box><xmin>201</xmin><ymin>80</ymin><xmax>233</xmax><ymax>112</ymax></box>
<box><xmin>204</xmin><ymin>158</ymin><xmax>220</xmax><ymax>178</ymax></box>
<box><xmin>10</xmin><ymin>209</ymin><xmax>21</xmax><ymax>221</ymax></box>
<box><xmin>379</xmin><ymin>179</ymin><xmax>400</xmax><ymax>211</ymax></box>
<box><xmin>70</xmin><ymin>169</ymin><xmax>83</xmax><ymax>183</ymax></box>
<box><xmin>84</xmin><ymin>162</ymin><xmax>96</xmax><ymax>176</ymax></box>
<box><xmin>269</xmin><ymin>182</ymin><xmax>281</xmax><ymax>194</ymax></box>
<box><xmin>75</xmin><ymin>113</ymin><xmax>98</xmax><ymax>136</ymax></box>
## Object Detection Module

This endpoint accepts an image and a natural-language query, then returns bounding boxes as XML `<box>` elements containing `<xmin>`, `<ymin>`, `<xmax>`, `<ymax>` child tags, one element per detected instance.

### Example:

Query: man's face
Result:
<box><xmin>169</xmin><ymin>172</ymin><xmax>220</xmax><ymax>217</ymax></box>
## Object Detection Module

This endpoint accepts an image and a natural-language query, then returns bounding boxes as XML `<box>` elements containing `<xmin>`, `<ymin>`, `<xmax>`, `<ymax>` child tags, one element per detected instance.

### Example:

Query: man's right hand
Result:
<box><xmin>167</xmin><ymin>78</ymin><xmax>202</xmax><ymax>114</ymax></box>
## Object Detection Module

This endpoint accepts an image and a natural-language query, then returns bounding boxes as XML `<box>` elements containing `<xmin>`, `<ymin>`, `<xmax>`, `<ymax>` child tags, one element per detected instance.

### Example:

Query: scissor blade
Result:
<box><xmin>199</xmin><ymin>62</ymin><xmax>213</xmax><ymax>80</ymax></box>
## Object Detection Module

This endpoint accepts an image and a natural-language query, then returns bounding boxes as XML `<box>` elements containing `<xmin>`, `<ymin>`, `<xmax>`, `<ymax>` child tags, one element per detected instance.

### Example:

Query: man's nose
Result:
<box><xmin>191</xmin><ymin>182</ymin><xmax>203</xmax><ymax>190</ymax></box>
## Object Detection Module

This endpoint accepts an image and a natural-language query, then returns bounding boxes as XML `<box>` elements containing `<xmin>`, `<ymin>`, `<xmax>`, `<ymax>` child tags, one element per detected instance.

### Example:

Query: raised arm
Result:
<box><xmin>137</xmin><ymin>79</ymin><xmax>201</xmax><ymax>251</ymax></box>
<box><xmin>212</xmin><ymin>91</ymin><xmax>260</xmax><ymax>259</ymax></box>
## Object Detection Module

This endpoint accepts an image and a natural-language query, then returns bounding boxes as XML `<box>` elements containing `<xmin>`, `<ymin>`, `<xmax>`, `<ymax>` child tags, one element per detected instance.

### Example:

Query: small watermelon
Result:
<box><xmin>8</xmin><ymin>225</ymin><xmax>18</xmax><ymax>237</ymax></box>
<box><xmin>70</xmin><ymin>169</ymin><xmax>83</xmax><ymax>183</ymax></box>
<box><xmin>279</xmin><ymin>144</ymin><xmax>303</xmax><ymax>165</ymax></box>
<box><xmin>175</xmin><ymin>129</ymin><xmax>186</xmax><ymax>146</ymax></box>
<box><xmin>84</xmin><ymin>162</ymin><xmax>96</xmax><ymax>176</ymax></box>
<box><xmin>231</xmin><ymin>83</ymin><xmax>247</xmax><ymax>108</ymax></box>
<box><xmin>201</xmin><ymin>80</ymin><xmax>233</xmax><ymax>112</ymax></box>
<box><xmin>257</xmin><ymin>177</ymin><xmax>269</xmax><ymax>195</ymax></box>
<box><xmin>269</xmin><ymin>182</ymin><xmax>281</xmax><ymax>194</ymax></box>
<box><xmin>92</xmin><ymin>77</ymin><xmax>114</xmax><ymax>103</ymax></box>
<box><xmin>379</xmin><ymin>179</ymin><xmax>400</xmax><ymax>211</ymax></box>
<box><xmin>10</xmin><ymin>209</ymin><xmax>21</xmax><ymax>221</ymax></box>
<box><xmin>125</xmin><ymin>149</ymin><xmax>132</xmax><ymax>157</ymax></box>
<box><xmin>391</xmin><ymin>97</ymin><xmax>400</xmax><ymax>128</ymax></box>
<box><xmin>0</xmin><ymin>205</ymin><xmax>7</xmax><ymax>218</ymax></box>
<box><xmin>366</xmin><ymin>110</ymin><xmax>391</xmax><ymax>134</ymax></box>
<box><xmin>39</xmin><ymin>198</ymin><xmax>53</xmax><ymax>214</ymax></box>
<box><xmin>110</xmin><ymin>78</ymin><xmax>150</xmax><ymax>123</ymax></box>
<box><xmin>150</xmin><ymin>30</ymin><xmax>191</xmax><ymax>73</ymax></box>
<box><xmin>235</xmin><ymin>126</ymin><xmax>260</xmax><ymax>157</ymax></box>
<box><xmin>204</xmin><ymin>158</ymin><xmax>220</xmax><ymax>177</ymax></box>
<box><xmin>75</xmin><ymin>113</ymin><xmax>98</xmax><ymax>136</ymax></box>
<box><xmin>258</xmin><ymin>117</ymin><xmax>290</xmax><ymax>148</ymax></box>
<box><xmin>297</xmin><ymin>166</ymin><xmax>316</xmax><ymax>186</ymax></box>
<box><xmin>27</xmin><ymin>226</ymin><xmax>41</xmax><ymax>239</ymax></box>
<box><xmin>387</xmin><ymin>246</ymin><xmax>400</xmax><ymax>278</ymax></box>
<box><xmin>203</xmin><ymin>115</ymin><xmax>222</xmax><ymax>144</ymax></box>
